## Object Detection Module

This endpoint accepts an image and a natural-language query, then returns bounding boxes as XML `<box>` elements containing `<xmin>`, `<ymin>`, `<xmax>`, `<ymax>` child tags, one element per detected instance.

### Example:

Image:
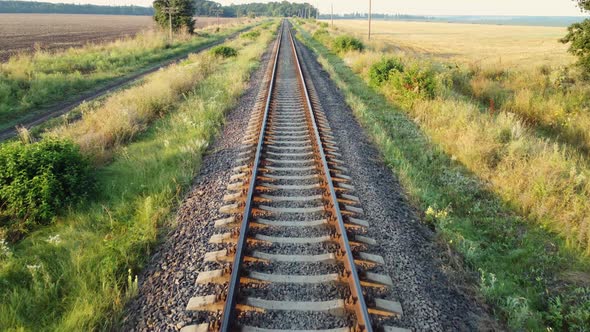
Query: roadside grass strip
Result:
<box><xmin>295</xmin><ymin>22</ymin><xmax>590</xmax><ymax>330</ymax></box>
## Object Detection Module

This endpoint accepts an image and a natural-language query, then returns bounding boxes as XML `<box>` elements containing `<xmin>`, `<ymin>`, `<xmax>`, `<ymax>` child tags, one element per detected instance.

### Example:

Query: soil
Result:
<box><xmin>0</xmin><ymin>14</ymin><xmax>243</xmax><ymax>61</ymax></box>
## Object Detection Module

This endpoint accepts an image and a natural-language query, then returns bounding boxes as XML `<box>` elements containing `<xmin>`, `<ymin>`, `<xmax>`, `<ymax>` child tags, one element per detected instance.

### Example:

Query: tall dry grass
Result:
<box><xmin>50</xmin><ymin>52</ymin><xmax>216</xmax><ymax>162</ymax></box>
<box><xmin>299</xmin><ymin>23</ymin><xmax>590</xmax><ymax>331</ymax></box>
<box><xmin>311</xmin><ymin>20</ymin><xmax>590</xmax><ymax>253</ymax></box>
<box><xmin>459</xmin><ymin>64</ymin><xmax>590</xmax><ymax>154</ymax></box>
<box><xmin>297</xmin><ymin>20</ymin><xmax>590</xmax><ymax>330</ymax></box>
<box><xmin>0</xmin><ymin>24</ymin><xmax>244</xmax><ymax>130</ymax></box>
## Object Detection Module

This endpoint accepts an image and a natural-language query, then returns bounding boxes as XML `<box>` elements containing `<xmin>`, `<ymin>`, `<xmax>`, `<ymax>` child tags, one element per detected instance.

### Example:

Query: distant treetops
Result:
<box><xmin>152</xmin><ymin>0</ymin><xmax>318</xmax><ymax>35</ymax></box>
<box><xmin>153</xmin><ymin>0</ymin><xmax>195</xmax><ymax>34</ymax></box>
<box><xmin>561</xmin><ymin>0</ymin><xmax>590</xmax><ymax>74</ymax></box>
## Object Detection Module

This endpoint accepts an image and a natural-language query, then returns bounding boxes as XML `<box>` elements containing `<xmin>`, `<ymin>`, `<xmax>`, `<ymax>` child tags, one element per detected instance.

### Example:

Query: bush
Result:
<box><xmin>0</xmin><ymin>139</ymin><xmax>93</xmax><ymax>233</ymax></box>
<box><xmin>319</xmin><ymin>22</ymin><xmax>329</xmax><ymax>28</ymax></box>
<box><xmin>369</xmin><ymin>57</ymin><xmax>405</xmax><ymax>86</ymax></box>
<box><xmin>241</xmin><ymin>30</ymin><xmax>261</xmax><ymax>40</ymax></box>
<box><xmin>260</xmin><ymin>21</ymin><xmax>273</xmax><ymax>30</ymax></box>
<box><xmin>211</xmin><ymin>45</ymin><xmax>238</xmax><ymax>58</ymax></box>
<box><xmin>332</xmin><ymin>35</ymin><xmax>364</xmax><ymax>53</ymax></box>
<box><xmin>390</xmin><ymin>65</ymin><xmax>438</xmax><ymax>100</ymax></box>
<box><xmin>313</xmin><ymin>29</ymin><xmax>330</xmax><ymax>41</ymax></box>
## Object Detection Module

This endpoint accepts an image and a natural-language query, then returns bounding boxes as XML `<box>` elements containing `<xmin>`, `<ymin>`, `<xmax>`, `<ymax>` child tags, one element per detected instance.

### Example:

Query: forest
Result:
<box><xmin>0</xmin><ymin>1</ymin><xmax>154</xmax><ymax>15</ymax></box>
<box><xmin>0</xmin><ymin>0</ymin><xmax>318</xmax><ymax>18</ymax></box>
<box><xmin>194</xmin><ymin>0</ymin><xmax>317</xmax><ymax>18</ymax></box>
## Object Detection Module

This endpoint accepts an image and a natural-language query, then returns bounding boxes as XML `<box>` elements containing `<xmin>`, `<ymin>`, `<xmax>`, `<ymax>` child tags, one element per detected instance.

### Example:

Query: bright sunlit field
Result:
<box><xmin>329</xmin><ymin>20</ymin><xmax>575</xmax><ymax>69</ymax></box>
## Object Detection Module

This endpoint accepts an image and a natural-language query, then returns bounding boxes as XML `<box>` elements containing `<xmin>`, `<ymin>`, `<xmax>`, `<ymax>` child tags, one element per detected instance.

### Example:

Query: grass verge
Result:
<box><xmin>0</xmin><ymin>21</ymin><xmax>277</xmax><ymax>331</ymax></box>
<box><xmin>0</xmin><ymin>21</ymin><xmax>256</xmax><ymax>132</ymax></box>
<box><xmin>295</xmin><ymin>22</ymin><xmax>590</xmax><ymax>330</ymax></box>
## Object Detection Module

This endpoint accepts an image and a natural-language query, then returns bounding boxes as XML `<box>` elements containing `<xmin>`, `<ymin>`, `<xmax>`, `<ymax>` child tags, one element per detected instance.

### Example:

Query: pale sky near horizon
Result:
<box><xmin>23</xmin><ymin>0</ymin><xmax>588</xmax><ymax>16</ymax></box>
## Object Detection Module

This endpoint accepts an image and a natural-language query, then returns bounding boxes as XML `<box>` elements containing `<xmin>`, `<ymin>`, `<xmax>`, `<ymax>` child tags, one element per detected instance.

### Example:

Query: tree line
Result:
<box><xmin>193</xmin><ymin>0</ymin><xmax>317</xmax><ymax>18</ymax></box>
<box><xmin>0</xmin><ymin>1</ymin><xmax>154</xmax><ymax>15</ymax></box>
<box><xmin>0</xmin><ymin>0</ymin><xmax>317</xmax><ymax>18</ymax></box>
<box><xmin>154</xmin><ymin>0</ymin><xmax>317</xmax><ymax>35</ymax></box>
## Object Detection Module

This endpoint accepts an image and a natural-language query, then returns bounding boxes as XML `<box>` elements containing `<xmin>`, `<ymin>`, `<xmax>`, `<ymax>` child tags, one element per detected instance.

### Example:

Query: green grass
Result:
<box><xmin>47</xmin><ymin>51</ymin><xmax>218</xmax><ymax>164</ymax></box>
<box><xmin>0</xmin><ymin>21</ymin><xmax>277</xmax><ymax>331</ymax></box>
<box><xmin>295</xmin><ymin>22</ymin><xmax>590</xmax><ymax>331</ymax></box>
<box><xmin>0</xmin><ymin>23</ymin><xmax>254</xmax><ymax>132</ymax></box>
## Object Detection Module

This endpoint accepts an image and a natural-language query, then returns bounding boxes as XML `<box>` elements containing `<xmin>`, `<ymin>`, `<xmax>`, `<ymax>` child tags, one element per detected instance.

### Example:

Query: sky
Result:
<box><xmin>29</xmin><ymin>0</ymin><xmax>588</xmax><ymax>17</ymax></box>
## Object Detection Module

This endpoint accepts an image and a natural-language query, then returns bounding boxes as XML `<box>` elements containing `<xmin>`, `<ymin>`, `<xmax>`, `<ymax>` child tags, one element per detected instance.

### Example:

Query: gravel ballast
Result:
<box><xmin>294</xmin><ymin>32</ymin><xmax>497</xmax><ymax>331</ymax></box>
<box><xmin>122</xmin><ymin>25</ymin><xmax>497</xmax><ymax>332</ymax></box>
<box><xmin>120</xmin><ymin>39</ymin><xmax>274</xmax><ymax>332</ymax></box>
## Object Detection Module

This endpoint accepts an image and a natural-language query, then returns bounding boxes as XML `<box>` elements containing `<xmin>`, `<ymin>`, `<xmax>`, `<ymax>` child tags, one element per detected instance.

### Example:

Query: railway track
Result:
<box><xmin>181</xmin><ymin>20</ymin><xmax>407</xmax><ymax>332</ymax></box>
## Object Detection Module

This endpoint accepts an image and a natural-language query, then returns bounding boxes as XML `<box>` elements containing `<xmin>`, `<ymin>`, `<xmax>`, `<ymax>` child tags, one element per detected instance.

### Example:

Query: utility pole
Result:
<box><xmin>216</xmin><ymin>8</ymin><xmax>222</xmax><ymax>26</ymax></box>
<box><xmin>331</xmin><ymin>3</ymin><xmax>334</xmax><ymax>28</ymax></box>
<box><xmin>162</xmin><ymin>6</ymin><xmax>179</xmax><ymax>43</ymax></box>
<box><xmin>368</xmin><ymin>0</ymin><xmax>372</xmax><ymax>40</ymax></box>
<box><xmin>316</xmin><ymin>1</ymin><xmax>319</xmax><ymax>19</ymax></box>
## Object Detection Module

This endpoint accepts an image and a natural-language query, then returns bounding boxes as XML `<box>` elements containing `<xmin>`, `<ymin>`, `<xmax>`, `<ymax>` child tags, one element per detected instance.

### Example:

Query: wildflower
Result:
<box><xmin>0</xmin><ymin>239</ymin><xmax>12</xmax><ymax>259</ymax></box>
<box><xmin>47</xmin><ymin>234</ymin><xmax>62</xmax><ymax>245</ymax></box>
<box><xmin>27</xmin><ymin>264</ymin><xmax>41</xmax><ymax>273</ymax></box>
<box><xmin>425</xmin><ymin>206</ymin><xmax>436</xmax><ymax>217</ymax></box>
<box><xmin>436</xmin><ymin>208</ymin><xmax>449</xmax><ymax>219</ymax></box>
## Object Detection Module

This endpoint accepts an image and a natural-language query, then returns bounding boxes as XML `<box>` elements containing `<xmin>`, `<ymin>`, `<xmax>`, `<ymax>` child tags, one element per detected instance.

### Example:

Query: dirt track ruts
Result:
<box><xmin>0</xmin><ymin>26</ymin><xmax>252</xmax><ymax>142</ymax></box>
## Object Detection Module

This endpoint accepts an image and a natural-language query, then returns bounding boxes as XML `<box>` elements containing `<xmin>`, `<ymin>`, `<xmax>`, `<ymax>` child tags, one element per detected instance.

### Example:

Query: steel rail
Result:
<box><xmin>219</xmin><ymin>20</ymin><xmax>285</xmax><ymax>331</ymax></box>
<box><xmin>287</xmin><ymin>23</ymin><xmax>374</xmax><ymax>332</ymax></box>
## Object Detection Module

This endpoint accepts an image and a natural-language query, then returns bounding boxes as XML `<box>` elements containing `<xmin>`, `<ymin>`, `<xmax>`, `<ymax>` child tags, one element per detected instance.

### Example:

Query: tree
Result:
<box><xmin>561</xmin><ymin>0</ymin><xmax>590</xmax><ymax>73</ymax></box>
<box><xmin>153</xmin><ymin>0</ymin><xmax>195</xmax><ymax>34</ymax></box>
<box><xmin>561</xmin><ymin>20</ymin><xmax>590</xmax><ymax>71</ymax></box>
<box><xmin>194</xmin><ymin>0</ymin><xmax>220</xmax><ymax>16</ymax></box>
<box><xmin>575</xmin><ymin>0</ymin><xmax>590</xmax><ymax>11</ymax></box>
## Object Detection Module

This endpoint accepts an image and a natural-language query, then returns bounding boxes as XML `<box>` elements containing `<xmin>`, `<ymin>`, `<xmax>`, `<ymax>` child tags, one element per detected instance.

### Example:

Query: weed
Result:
<box><xmin>211</xmin><ymin>45</ymin><xmax>238</xmax><ymax>58</ymax></box>
<box><xmin>0</xmin><ymin>139</ymin><xmax>93</xmax><ymax>237</ymax></box>
<box><xmin>385</xmin><ymin>64</ymin><xmax>438</xmax><ymax>101</ymax></box>
<box><xmin>332</xmin><ymin>35</ymin><xmax>364</xmax><ymax>53</ymax></box>
<box><xmin>313</xmin><ymin>28</ymin><xmax>330</xmax><ymax>42</ymax></box>
<box><xmin>241</xmin><ymin>30</ymin><xmax>261</xmax><ymax>40</ymax></box>
<box><xmin>368</xmin><ymin>57</ymin><xmax>404</xmax><ymax>87</ymax></box>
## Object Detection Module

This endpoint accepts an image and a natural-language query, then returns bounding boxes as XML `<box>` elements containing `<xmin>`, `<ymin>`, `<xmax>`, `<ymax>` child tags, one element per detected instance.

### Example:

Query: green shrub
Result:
<box><xmin>211</xmin><ymin>45</ymin><xmax>238</xmax><ymax>58</ymax></box>
<box><xmin>313</xmin><ymin>29</ymin><xmax>330</xmax><ymax>41</ymax></box>
<box><xmin>369</xmin><ymin>57</ymin><xmax>405</xmax><ymax>86</ymax></box>
<box><xmin>332</xmin><ymin>35</ymin><xmax>364</xmax><ymax>53</ymax></box>
<box><xmin>390</xmin><ymin>65</ymin><xmax>438</xmax><ymax>100</ymax></box>
<box><xmin>0</xmin><ymin>139</ymin><xmax>93</xmax><ymax>233</ymax></box>
<box><xmin>241</xmin><ymin>30</ymin><xmax>261</xmax><ymax>40</ymax></box>
<box><xmin>561</xmin><ymin>19</ymin><xmax>590</xmax><ymax>75</ymax></box>
<box><xmin>260</xmin><ymin>21</ymin><xmax>273</xmax><ymax>30</ymax></box>
<box><xmin>319</xmin><ymin>22</ymin><xmax>329</xmax><ymax>28</ymax></box>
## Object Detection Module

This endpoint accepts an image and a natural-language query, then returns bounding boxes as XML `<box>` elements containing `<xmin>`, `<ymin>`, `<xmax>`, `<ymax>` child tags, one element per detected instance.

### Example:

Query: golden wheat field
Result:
<box><xmin>330</xmin><ymin>20</ymin><xmax>576</xmax><ymax>69</ymax></box>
